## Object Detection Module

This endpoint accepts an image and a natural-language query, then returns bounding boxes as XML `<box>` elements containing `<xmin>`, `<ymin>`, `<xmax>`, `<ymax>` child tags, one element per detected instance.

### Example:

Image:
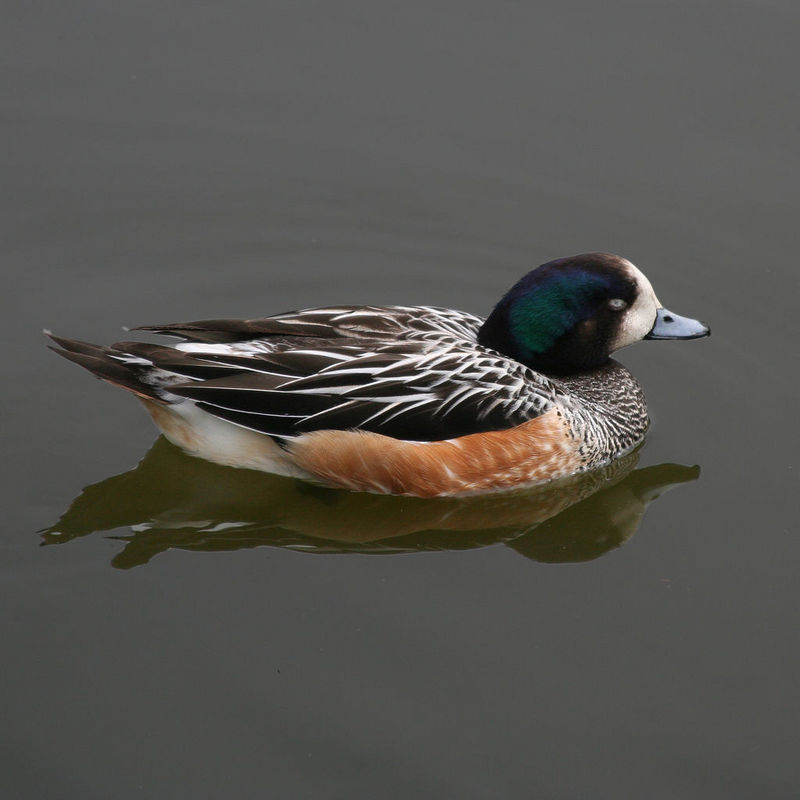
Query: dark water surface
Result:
<box><xmin>5</xmin><ymin>2</ymin><xmax>798</xmax><ymax>797</ymax></box>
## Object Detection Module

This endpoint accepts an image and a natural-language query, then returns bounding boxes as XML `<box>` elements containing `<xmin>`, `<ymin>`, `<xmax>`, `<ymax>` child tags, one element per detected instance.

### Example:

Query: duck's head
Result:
<box><xmin>477</xmin><ymin>253</ymin><xmax>709</xmax><ymax>375</ymax></box>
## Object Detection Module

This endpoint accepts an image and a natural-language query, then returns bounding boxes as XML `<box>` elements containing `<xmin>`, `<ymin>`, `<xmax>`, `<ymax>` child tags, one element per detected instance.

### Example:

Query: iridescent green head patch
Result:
<box><xmin>477</xmin><ymin>254</ymin><xmax>638</xmax><ymax>374</ymax></box>
<box><xmin>508</xmin><ymin>269</ymin><xmax>617</xmax><ymax>359</ymax></box>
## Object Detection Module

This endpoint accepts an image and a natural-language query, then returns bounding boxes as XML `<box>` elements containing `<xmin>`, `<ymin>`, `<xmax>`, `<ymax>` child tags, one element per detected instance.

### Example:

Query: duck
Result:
<box><xmin>47</xmin><ymin>252</ymin><xmax>709</xmax><ymax>497</ymax></box>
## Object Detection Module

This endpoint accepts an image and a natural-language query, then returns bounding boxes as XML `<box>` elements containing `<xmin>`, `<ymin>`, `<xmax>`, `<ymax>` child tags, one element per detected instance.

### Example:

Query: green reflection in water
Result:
<box><xmin>42</xmin><ymin>437</ymin><xmax>700</xmax><ymax>569</ymax></box>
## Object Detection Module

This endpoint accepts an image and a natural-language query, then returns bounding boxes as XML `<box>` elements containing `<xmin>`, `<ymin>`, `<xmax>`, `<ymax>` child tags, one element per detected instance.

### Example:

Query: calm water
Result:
<box><xmin>5</xmin><ymin>2</ymin><xmax>798</xmax><ymax>797</ymax></box>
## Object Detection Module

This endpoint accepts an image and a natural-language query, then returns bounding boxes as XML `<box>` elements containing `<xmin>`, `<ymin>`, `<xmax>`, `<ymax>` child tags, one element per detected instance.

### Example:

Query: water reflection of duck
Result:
<box><xmin>42</xmin><ymin>437</ymin><xmax>700</xmax><ymax>569</ymax></box>
<box><xmin>48</xmin><ymin>253</ymin><xmax>708</xmax><ymax>496</ymax></box>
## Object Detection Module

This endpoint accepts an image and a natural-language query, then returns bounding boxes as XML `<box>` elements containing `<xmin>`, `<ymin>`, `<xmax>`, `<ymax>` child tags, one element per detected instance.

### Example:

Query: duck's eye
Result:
<box><xmin>608</xmin><ymin>298</ymin><xmax>627</xmax><ymax>311</ymax></box>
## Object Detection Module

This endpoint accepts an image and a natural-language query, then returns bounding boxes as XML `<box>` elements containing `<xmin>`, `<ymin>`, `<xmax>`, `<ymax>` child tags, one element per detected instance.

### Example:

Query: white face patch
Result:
<box><xmin>610</xmin><ymin>258</ymin><xmax>661</xmax><ymax>352</ymax></box>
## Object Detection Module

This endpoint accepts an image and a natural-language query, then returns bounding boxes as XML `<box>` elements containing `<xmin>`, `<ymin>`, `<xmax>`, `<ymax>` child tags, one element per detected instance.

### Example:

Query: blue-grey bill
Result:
<box><xmin>645</xmin><ymin>307</ymin><xmax>710</xmax><ymax>340</ymax></box>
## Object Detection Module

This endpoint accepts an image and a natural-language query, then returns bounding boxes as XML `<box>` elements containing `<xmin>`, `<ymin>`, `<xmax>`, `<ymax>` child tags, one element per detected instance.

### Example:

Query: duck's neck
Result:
<box><xmin>555</xmin><ymin>360</ymin><xmax>650</xmax><ymax>467</ymax></box>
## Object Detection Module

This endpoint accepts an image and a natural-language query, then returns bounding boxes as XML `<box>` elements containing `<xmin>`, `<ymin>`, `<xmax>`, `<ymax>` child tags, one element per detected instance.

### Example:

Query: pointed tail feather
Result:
<box><xmin>45</xmin><ymin>332</ymin><xmax>165</xmax><ymax>402</ymax></box>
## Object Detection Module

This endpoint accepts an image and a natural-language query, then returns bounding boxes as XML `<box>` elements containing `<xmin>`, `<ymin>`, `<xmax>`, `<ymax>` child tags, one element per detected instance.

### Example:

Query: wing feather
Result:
<box><xmin>136</xmin><ymin>305</ymin><xmax>483</xmax><ymax>343</ymax></box>
<box><xmin>118</xmin><ymin>306</ymin><xmax>557</xmax><ymax>441</ymax></box>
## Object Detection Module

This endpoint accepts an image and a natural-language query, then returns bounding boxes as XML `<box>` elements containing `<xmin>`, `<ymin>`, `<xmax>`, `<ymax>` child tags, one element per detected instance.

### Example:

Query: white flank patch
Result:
<box><xmin>147</xmin><ymin>401</ymin><xmax>313</xmax><ymax>479</ymax></box>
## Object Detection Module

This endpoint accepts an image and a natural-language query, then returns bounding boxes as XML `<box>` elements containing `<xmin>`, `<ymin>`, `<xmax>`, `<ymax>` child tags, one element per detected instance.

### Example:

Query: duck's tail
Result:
<box><xmin>45</xmin><ymin>331</ymin><xmax>166</xmax><ymax>402</ymax></box>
